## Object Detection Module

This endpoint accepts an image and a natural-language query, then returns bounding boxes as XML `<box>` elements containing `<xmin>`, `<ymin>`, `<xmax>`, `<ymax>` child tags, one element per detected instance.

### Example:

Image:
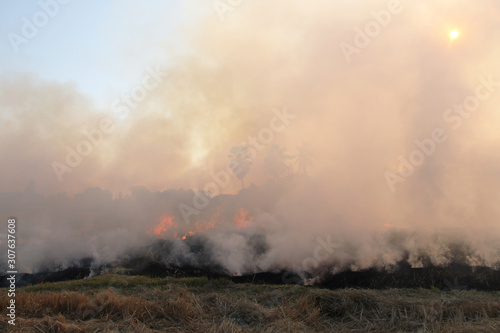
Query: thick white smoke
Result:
<box><xmin>1</xmin><ymin>0</ymin><xmax>500</xmax><ymax>276</ymax></box>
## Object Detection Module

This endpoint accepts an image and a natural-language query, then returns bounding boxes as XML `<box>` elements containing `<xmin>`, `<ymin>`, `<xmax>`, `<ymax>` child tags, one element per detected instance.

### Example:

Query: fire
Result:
<box><xmin>153</xmin><ymin>215</ymin><xmax>175</xmax><ymax>236</ymax></box>
<box><xmin>151</xmin><ymin>207</ymin><xmax>256</xmax><ymax>239</ymax></box>
<box><xmin>181</xmin><ymin>220</ymin><xmax>216</xmax><ymax>239</ymax></box>
<box><xmin>152</xmin><ymin>207</ymin><xmax>222</xmax><ymax>239</ymax></box>
<box><xmin>234</xmin><ymin>208</ymin><xmax>254</xmax><ymax>229</ymax></box>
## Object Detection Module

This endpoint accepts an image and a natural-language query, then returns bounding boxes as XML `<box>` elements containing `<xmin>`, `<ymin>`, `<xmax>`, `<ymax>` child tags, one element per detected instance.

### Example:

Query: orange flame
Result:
<box><xmin>153</xmin><ymin>215</ymin><xmax>175</xmax><ymax>236</ymax></box>
<box><xmin>152</xmin><ymin>207</ymin><xmax>222</xmax><ymax>240</ymax></box>
<box><xmin>151</xmin><ymin>207</ymin><xmax>256</xmax><ymax>239</ymax></box>
<box><xmin>234</xmin><ymin>208</ymin><xmax>254</xmax><ymax>229</ymax></box>
<box><xmin>181</xmin><ymin>220</ymin><xmax>216</xmax><ymax>239</ymax></box>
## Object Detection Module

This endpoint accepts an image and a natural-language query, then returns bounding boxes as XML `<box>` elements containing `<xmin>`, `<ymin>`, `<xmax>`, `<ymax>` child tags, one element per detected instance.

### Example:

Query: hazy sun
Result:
<box><xmin>450</xmin><ymin>30</ymin><xmax>459</xmax><ymax>39</ymax></box>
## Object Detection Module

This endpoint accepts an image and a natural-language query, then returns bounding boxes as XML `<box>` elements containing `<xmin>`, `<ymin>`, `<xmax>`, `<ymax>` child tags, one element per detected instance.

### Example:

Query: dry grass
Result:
<box><xmin>1</xmin><ymin>274</ymin><xmax>500</xmax><ymax>332</ymax></box>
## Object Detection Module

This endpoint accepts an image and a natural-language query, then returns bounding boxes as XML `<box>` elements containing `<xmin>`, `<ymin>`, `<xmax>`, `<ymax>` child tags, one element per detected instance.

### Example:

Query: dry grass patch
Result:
<box><xmin>1</xmin><ymin>274</ymin><xmax>500</xmax><ymax>332</ymax></box>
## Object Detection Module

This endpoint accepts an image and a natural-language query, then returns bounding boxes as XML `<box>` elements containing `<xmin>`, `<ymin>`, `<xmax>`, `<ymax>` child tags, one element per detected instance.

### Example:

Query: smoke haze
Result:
<box><xmin>1</xmin><ymin>0</ymin><xmax>500</xmax><ymax>277</ymax></box>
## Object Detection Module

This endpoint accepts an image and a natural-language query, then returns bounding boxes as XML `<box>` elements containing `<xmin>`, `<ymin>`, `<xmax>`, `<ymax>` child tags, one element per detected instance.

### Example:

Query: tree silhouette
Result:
<box><xmin>295</xmin><ymin>142</ymin><xmax>315</xmax><ymax>176</ymax></box>
<box><xmin>228</xmin><ymin>145</ymin><xmax>253</xmax><ymax>189</ymax></box>
<box><xmin>264</xmin><ymin>145</ymin><xmax>293</xmax><ymax>179</ymax></box>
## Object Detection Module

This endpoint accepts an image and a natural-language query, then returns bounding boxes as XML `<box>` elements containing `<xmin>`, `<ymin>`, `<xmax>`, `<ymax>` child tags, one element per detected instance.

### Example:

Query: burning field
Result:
<box><xmin>2</xmin><ymin>182</ymin><xmax>500</xmax><ymax>331</ymax></box>
<box><xmin>2</xmin><ymin>181</ymin><xmax>500</xmax><ymax>331</ymax></box>
<box><xmin>1</xmin><ymin>184</ymin><xmax>500</xmax><ymax>290</ymax></box>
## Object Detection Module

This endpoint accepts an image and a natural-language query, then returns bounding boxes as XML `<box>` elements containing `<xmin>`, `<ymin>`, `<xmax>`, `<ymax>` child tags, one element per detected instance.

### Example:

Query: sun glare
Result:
<box><xmin>450</xmin><ymin>30</ymin><xmax>459</xmax><ymax>39</ymax></box>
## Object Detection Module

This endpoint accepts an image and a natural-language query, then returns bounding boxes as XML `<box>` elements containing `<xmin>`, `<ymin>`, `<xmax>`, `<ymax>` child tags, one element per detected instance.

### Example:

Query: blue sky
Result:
<box><xmin>0</xmin><ymin>0</ymin><xmax>194</xmax><ymax>108</ymax></box>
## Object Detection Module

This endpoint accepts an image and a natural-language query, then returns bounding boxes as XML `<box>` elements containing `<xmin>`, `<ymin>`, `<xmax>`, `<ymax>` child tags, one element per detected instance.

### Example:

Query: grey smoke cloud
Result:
<box><xmin>1</xmin><ymin>0</ymin><xmax>500</xmax><ymax>275</ymax></box>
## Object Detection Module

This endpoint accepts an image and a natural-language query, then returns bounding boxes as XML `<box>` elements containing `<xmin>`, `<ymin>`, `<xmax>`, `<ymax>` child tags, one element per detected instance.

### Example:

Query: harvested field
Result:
<box><xmin>2</xmin><ymin>274</ymin><xmax>500</xmax><ymax>332</ymax></box>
